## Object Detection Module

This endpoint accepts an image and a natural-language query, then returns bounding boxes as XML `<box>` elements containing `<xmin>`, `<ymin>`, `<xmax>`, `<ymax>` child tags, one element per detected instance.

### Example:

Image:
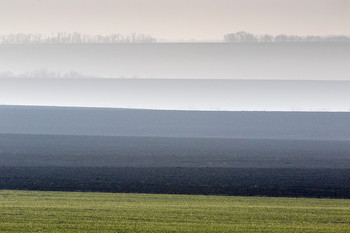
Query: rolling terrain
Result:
<box><xmin>1</xmin><ymin>106</ymin><xmax>350</xmax><ymax>140</ymax></box>
<box><xmin>1</xmin><ymin>42</ymin><xmax>349</xmax><ymax>80</ymax></box>
<box><xmin>1</xmin><ymin>79</ymin><xmax>350</xmax><ymax>111</ymax></box>
<box><xmin>0</xmin><ymin>106</ymin><xmax>349</xmax><ymax>198</ymax></box>
<box><xmin>0</xmin><ymin>134</ymin><xmax>349</xmax><ymax>168</ymax></box>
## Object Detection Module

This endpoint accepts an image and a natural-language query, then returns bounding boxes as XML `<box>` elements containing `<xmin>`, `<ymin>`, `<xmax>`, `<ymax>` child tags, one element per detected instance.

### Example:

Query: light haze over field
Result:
<box><xmin>0</xmin><ymin>0</ymin><xmax>349</xmax><ymax>41</ymax></box>
<box><xmin>0</xmin><ymin>0</ymin><xmax>349</xmax><ymax>110</ymax></box>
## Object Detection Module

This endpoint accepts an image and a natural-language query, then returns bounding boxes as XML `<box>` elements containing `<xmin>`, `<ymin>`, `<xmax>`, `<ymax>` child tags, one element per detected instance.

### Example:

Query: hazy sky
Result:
<box><xmin>0</xmin><ymin>0</ymin><xmax>349</xmax><ymax>41</ymax></box>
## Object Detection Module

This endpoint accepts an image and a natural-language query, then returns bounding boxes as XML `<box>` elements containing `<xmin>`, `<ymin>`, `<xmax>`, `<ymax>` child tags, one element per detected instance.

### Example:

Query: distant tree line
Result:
<box><xmin>1</xmin><ymin>31</ymin><xmax>348</xmax><ymax>44</ymax></box>
<box><xmin>0</xmin><ymin>32</ymin><xmax>157</xmax><ymax>44</ymax></box>
<box><xmin>0</xmin><ymin>69</ymin><xmax>100</xmax><ymax>78</ymax></box>
<box><xmin>224</xmin><ymin>31</ymin><xmax>350</xmax><ymax>42</ymax></box>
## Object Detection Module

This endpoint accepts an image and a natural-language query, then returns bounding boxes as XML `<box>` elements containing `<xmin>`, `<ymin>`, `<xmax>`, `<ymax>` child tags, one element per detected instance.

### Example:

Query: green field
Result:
<box><xmin>0</xmin><ymin>190</ymin><xmax>349</xmax><ymax>232</ymax></box>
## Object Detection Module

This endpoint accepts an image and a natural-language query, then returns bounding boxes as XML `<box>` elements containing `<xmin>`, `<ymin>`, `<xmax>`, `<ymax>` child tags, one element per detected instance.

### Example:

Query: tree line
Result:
<box><xmin>0</xmin><ymin>69</ymin><xmax>100</xmax><ymax>79</ymax></box>
<box><xmin>1</xmin><ymin>31</ymin><xmax>348</xmax><ymax>44</ymax></box>
<box><xmin>0</xmin><ymin>32</ymin><xmax>157</xmax><ymax>44</ymax></box>
<box><xmin>224</xmin><ymin>31</ymin><xmax>350</xmax><ymax>42</ymax></box>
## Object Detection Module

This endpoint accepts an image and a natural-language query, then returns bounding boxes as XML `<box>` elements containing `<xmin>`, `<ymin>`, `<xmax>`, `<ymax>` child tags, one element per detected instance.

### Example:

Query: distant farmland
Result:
<box><xmin>1</xmin><ymin>134</ymin><xmax>349</xmax><ymax>168</ymax></box>
<box><xmin>1</xmin><ymin>134</ymin><xmax>349</xmax><ymax>198</ymax></box>
<box><xmin>1</xmin><ymin>78</ymin><xmax>350</xmax><ymax>111</ymax></box>
<box><xmin>1</xmin><ymin>106</ymin><xmax>349</xmax><ymax>198</ymax></box>
<box><xmin>1</xmin><ymin>106</ymin><xmax>350</xmax><ymax>140</ymax></box>
<box><xmin>1</xmin><ymin>42</ymin><xmax>349</xmax><ymax>80</ymax></box>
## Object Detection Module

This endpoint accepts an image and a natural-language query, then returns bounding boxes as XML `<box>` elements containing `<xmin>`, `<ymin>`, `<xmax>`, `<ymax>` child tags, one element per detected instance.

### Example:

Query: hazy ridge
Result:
<box><xmin>1</xmin><ymin>79</ymin><xmax>350</xmax><ymax>111</ymax></box>
<box><xmin>1</xmin><ymin>106</ymin><xmax>350</xmax><ymax>140</ymax></box>
<box><xmin>1</xmin><ymin>42</ymin><xmax>349</xmax><ymax>80</ymax></box>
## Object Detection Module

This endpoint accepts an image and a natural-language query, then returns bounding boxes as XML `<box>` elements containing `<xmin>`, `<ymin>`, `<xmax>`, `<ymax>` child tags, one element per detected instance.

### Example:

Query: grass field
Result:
<box><xmin>0</xmin><ymin>190</ymin><xmax>349</xmax><ymax>232</ymax></box>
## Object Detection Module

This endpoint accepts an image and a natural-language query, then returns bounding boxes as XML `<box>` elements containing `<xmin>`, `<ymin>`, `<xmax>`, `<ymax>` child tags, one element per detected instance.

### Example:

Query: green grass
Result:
<box><xmin>0</xmin><ymin>190</ymin><xmax>349</xmax><ymax>232</ymax></box>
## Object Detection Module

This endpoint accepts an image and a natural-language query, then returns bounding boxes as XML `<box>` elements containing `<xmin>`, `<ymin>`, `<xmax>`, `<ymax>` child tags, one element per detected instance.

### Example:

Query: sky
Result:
<box><xmin>0</xmin><ymin>0</ymin><xmax>349</xmax><ymax>41</ymax></box>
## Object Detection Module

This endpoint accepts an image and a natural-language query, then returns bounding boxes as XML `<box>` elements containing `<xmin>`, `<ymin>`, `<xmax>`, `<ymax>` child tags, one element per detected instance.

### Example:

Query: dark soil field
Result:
<box><xmin>0</xmin><ymin>134</ymin><xmax>349</xmax><ymax>168</ymax></box>
<box><xmin>1</xmin><ymin>106</ymin><xmax>349</xmax><ymax>198</ymax></box>
<box><xmin>1</xmin><ymin>133</ymin><xmax>349</xmax><ymax>198</ymax></box>
<box><xmin>1</xmin><ymin>167</ymin><xmax>349</xmax><ymax>198</ymax></box>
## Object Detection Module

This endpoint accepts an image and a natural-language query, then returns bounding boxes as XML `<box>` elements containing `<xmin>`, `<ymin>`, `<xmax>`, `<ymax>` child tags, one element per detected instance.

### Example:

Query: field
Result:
<box><xmin>1</xmin><ymin>133</ymin><xmax>349</xmax><ymax>198</ymax></box>
<box><xmin>1</xmin><ymin>134</ymin><xmax>350</xmax><ymax>168</ymax></box>
<box><xmin>1</xmin><ymin>43</ymin><xmax>349</xmax><ymax>80</ymax></box>
<box><xmin>1</xmin><ymin>167</ymin><xmax>349</xmax><ymax>198</ymax></box>
<box><xmin>1</xmin><ymin>132</ymin><xmax>349</xmax><ymax>198</ymax></box>
<box><xmin>0</xmin><ymin>190</ymin><xmax>349</xmax><ymax>233</ymax></box>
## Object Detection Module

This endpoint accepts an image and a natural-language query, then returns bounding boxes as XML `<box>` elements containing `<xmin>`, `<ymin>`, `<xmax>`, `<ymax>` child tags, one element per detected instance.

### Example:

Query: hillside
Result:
<box><xmin>1</xmin><ymin>106</ymin><xmax>350</xmax><ymax>140</ymax></box>
<box><xmin>1</xmin><ymin>42</ymin><xmax>349</xmax><ymax>80</ymax></box>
